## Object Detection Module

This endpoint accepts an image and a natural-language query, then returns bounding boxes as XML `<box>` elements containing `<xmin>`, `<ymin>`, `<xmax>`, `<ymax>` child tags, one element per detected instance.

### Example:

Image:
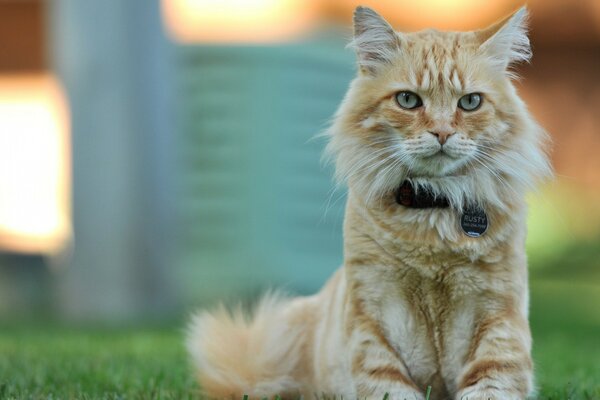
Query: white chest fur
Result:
<box><xmin>376</xmin><ymin>263</ymin><xmax>482</xmax><ymax>395</ymax></box>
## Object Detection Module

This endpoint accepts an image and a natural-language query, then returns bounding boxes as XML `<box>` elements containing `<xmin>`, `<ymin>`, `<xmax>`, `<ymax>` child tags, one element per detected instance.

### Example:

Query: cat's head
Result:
<box><xmin>326</xmin><ymin>6</ymin><xmax>551</xmax><ymax>210</ymax></box>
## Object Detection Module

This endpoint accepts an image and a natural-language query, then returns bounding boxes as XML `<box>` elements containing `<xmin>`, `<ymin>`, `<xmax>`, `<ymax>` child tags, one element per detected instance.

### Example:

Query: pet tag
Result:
<box><xmin>460</xmin><ymin>207</ymin><xmax>488</xmax><ymax>238</ymax></box>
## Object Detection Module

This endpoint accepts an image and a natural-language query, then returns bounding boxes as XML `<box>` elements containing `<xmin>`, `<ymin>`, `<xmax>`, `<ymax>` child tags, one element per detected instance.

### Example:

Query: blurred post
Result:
<box><xmin>47</xmin><ymin>0</ymin><xmax>177</xmax><ymax>322</ymax></box>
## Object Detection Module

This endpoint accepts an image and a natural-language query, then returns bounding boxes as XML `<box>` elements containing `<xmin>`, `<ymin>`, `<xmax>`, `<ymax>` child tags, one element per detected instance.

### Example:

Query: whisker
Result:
<box><xmin>471</xmin><ymin>154</ymin><xmax>519</xmax><ymax>199</ymax></box>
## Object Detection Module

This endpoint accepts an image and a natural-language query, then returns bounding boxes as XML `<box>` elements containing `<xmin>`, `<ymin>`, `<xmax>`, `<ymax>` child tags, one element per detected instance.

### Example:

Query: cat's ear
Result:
<box><xmin>351</xmin><ymin>6</ymin><xmax>401</xmax><ymax>75</ymax></box>
<box><xmin>478</xmin><ymin>7</ymin><xmax>531</xmax><ymax>74</ymax></box>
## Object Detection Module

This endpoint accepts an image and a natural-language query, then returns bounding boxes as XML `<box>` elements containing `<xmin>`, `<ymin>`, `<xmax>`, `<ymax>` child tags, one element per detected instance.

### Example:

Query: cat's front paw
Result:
<box><xmin>456</xmin><ymin>387</ymin><xmax>522</xmax><ymax>400</ymax></box>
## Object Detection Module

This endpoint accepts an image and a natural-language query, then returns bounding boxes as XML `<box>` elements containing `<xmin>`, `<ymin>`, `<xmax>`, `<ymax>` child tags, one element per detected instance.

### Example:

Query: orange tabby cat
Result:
<box><xmin>187</xmin><ymin>6</ymin><xmax>551</xmax><ymax>400</ymax></box>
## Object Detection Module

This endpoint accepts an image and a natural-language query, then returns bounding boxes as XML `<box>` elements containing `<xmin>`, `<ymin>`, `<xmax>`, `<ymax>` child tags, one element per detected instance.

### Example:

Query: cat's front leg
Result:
<box><xmin>455</xmin><ymin>310</ymin><xmax>533</xmax><ymax>400</ymax></box>
<box><xmin>349</xmin><ymin>334</ymin><xmax>424</xmax><ymax>400</ymax></box>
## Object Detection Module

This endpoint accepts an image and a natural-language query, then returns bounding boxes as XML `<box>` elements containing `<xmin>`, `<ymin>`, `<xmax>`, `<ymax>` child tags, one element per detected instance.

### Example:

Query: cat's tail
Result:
<box><xmin>186</xmin><ymin>293</ymin><xmax>310</xmax><ymax>399</ymax></box>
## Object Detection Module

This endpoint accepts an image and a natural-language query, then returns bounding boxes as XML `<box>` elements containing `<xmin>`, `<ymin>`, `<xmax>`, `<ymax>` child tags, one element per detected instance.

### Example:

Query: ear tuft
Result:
<box><xmin>479</xmin><ymin>7</ymin><xmax>531</xmax><ymax>74</ymax></box>
<box><xmin>350</xmin><ymin>6</ymin><xmax>400</xmax><ymax>75</ymax></box>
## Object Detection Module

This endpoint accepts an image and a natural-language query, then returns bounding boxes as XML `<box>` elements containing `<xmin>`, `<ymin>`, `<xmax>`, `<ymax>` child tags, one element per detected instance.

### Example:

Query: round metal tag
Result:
<box><xmin>460</xmin><ymin>207</ymin><xmax>488</xmax><ymax>238</ymax></box>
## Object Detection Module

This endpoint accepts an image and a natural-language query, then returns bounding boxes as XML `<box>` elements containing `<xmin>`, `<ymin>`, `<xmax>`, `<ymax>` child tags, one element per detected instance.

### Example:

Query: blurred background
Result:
<box><xmin>0</xmin><ymin>0</ymin><xmax>598</xmax><ymax>328</ymax></box>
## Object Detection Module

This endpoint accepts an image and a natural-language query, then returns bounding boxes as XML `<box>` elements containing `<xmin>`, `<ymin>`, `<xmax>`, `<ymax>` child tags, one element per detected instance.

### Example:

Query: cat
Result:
<box><xmin>186</xmin><ymin>6</ymin><xmax>551</xmax><ymax>400</ymax></box>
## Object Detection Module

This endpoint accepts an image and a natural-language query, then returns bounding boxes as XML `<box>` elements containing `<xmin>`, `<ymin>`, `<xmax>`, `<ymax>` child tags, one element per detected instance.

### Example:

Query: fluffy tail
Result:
<box><xmin>186</xmin><ymin>293</ymin><xmax>307</xmax><ymax>399</ymax></box>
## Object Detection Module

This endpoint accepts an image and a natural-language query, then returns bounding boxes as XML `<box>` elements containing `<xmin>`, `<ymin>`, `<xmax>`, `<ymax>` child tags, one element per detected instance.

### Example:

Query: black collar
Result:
<box><xmin>395</xmin><ymin>180</ymin><xmax>450</xmax><ymax>209</ymax></box>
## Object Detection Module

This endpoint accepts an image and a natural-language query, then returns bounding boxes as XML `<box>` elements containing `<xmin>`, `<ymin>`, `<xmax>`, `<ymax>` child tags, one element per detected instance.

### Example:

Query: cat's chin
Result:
<box><xmin>410</xmin><ymin>154</ymin><xmax>469</xmax><ymax>178</ymax></box>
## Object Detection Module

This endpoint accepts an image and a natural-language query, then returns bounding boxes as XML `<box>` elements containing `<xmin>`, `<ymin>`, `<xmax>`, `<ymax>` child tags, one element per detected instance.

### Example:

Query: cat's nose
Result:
<box><xmin>428</xmin><ymin>130</ymin><xmax>455</xmax><ymax>145</ymax></box>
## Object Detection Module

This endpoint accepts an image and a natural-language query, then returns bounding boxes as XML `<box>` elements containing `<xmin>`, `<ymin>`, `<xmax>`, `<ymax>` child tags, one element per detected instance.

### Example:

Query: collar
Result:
<box><xmin>395</xmin><ymin>180</ymin><xmax>450</xmax><ymax>209</ymax></box>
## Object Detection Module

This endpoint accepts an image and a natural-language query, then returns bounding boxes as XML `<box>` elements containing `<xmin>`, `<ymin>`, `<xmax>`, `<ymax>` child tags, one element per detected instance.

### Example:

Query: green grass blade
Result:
<box><xmin>425</xmin><ymin>386</ymin><xmax>432</xmax><ymax>400</ymax></box>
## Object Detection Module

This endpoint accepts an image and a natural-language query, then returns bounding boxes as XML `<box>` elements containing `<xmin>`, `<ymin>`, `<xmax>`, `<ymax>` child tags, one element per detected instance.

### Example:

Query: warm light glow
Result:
<box><xmin>0</xmin><ymin>74</ymin><xmax>71</xmax><ymax>254</ymax></box>
<box><xmin>163</xmin><ymin>0</ymin><xmax>526</xmax><ymax>43</ymax></box>
<box><xmin>335</xmin><ymin>0</ymin><xmax>522</xmax><ymax>31</ymax></box>
<box><xmin>161</xmin><ymin>0</ymin><xmax>319</xmax><ymax>43</ymax></box>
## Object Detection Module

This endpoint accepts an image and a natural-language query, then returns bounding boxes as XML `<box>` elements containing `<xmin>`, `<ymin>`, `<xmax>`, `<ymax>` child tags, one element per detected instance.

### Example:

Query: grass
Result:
<box><xmin>0</xmin><ymin>281</ymin><xmax>598</xmax><ymax>399</ymax></box>
<box><xmin>528</xmin><ymin>282</ymin><xmax>600</xmax><ymax>399</ymax></box>
<box><xmin>0</xmin><ymin>327</ymin><xmax>197</xmax><ymax>399</ymax></box>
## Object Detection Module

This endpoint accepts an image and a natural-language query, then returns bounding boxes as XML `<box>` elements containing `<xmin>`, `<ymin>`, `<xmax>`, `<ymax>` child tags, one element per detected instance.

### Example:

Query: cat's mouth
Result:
<box><xmin>422</xmin><ymin>147</ymin><xmax>461</xmax><ymax>159</ymax></box>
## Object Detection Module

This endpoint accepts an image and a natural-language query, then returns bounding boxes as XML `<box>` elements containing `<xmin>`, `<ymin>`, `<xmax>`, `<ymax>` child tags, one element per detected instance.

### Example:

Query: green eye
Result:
<box><xmin>395</xmin><ymin>91</ymin><xmax>423</xmax><ymax>110</ymax></box>
<box><xmin>458</xmin><ymin>93</ymin><xmax>482</xmax><ymax>111</ymax></box>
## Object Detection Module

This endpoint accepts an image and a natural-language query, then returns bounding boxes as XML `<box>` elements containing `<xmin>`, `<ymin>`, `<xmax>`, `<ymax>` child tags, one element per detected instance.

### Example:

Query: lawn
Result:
<box><xmin>0</xmin><ymin>327</ymin><xmax>197</xmax><ymax>399</ymax></box>
<box><xmin>0</xmin><ymin>280</ymin><xmax>598</xmax><ymax>399</ymax></box>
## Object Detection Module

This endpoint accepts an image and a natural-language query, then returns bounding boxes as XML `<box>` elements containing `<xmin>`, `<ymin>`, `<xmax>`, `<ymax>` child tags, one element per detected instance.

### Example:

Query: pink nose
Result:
<box><xmin>428</xmin><ymin>130</ymin><xmax>455</xmax><ymax>145</ymax></box>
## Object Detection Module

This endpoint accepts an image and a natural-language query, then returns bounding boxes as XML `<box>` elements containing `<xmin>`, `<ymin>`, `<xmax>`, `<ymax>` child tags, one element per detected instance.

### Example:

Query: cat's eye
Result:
<box><xmin>395</xmin><ymin>91</ymin><xmax>423</xmax><ymax>110</ymax></box>
<box><xmin>458</xmin><ymin>93</ymin><xmax>482</xmax><ymax>111</ymax></box>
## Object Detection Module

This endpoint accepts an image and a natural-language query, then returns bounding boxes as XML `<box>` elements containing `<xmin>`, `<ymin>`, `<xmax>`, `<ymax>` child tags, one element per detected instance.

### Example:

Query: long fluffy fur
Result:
<box><xmin>187</xmin><ymin>6</ymin><xmax>551</xmax><ymax>400</ymax></box>
<box><xmin>186</xmin><ymin>293</ymin><xmax>307</xmax><ymax>399</ymax></box>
